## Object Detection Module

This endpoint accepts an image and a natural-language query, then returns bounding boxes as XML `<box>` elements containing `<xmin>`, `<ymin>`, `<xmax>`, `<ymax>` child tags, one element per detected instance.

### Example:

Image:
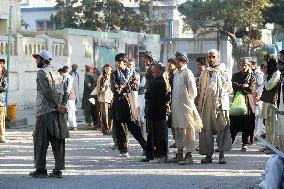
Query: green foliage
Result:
<box><xmin>178</xmin><ymin>0</ymin><xmax>271</xmax><ymax>36</ymax></box>
<box><xmin>178</xmin><ymin>0</ymin><xmax>271</xmax><ymax>61</ymax></box>
<box><xmin>263</xmin><ymin>0</ymin><xmax>284</xmax><ymax>28</ymax></box>
<box><xmin>51</xmin><ymin>0</ymin><xmax>147</xmax><ymax>32</ymax></box>
<box><xmin>51</xmin><ymin>0</ymin><xmax>81</xmax><ymax>30</ymax></box>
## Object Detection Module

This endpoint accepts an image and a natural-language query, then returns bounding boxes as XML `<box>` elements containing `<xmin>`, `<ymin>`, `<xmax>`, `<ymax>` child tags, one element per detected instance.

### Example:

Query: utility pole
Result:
<box><xmin>5</xmin><ymin>4</ymin><xmax>12</xmax><ymax>109</ymax></box>
<box><xmin>149</xmin><ymin>0</ymin><xmax>154</xmax><ymax>33</ymax></box>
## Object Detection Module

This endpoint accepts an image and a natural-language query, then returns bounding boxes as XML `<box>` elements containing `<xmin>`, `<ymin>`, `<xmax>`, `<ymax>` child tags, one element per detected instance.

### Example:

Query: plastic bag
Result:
<box><xmin>229</xmin><ymin>91</ymin><xmax>247</xmax><ymax>116</ymax></box>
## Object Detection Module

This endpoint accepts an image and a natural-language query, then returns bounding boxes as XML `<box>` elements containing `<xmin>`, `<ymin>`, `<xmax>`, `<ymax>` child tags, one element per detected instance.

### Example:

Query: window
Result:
<box><xmin>36</xmin><ymin>20</ymin><xmax>54</xmax><ymax>31</ymax></box>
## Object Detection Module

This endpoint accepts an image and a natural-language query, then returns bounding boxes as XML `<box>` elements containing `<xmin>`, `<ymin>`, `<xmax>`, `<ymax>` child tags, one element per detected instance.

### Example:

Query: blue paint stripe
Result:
<box><xmin>21</xmin><ymin>7</ymin><xmax>54</xmax><ymax>12</ymax></box>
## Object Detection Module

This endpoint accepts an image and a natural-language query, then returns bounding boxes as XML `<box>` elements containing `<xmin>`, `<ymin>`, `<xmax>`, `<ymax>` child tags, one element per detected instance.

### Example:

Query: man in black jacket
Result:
<box><xmin>145</xmin><ymin>62</ymin><xmax>169</xmax><ymax>163</ymax></box>
<box><xmin>111</xmin><ymin>53</ymin><xmax>147</xmax><ymax>157</ymax></box>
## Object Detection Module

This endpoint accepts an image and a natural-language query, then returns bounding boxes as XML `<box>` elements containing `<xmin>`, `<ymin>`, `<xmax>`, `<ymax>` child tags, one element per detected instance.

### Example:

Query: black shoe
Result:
<box><xmin>48</xmin><ymin>169</ymin><xmax>63</xmax><ymax>178</ymax></box>
<box><xmin>29</xmin><ymin>169</ymin><xmax>47</xmax><ymax>178</ymax></box>
<box><xmin>201</xmin><ymin>156</ymin><xmax>213</xmax><ymax>164</ymax></box>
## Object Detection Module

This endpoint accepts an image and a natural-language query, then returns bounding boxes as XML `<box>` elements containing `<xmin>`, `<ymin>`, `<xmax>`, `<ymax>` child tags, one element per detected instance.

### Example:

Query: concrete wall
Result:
<box><xmin>163</xmin><ymin>37</ymin><xmax>234</xmax><ymax>78</ymax></box>
<box><xmin>0</xmin><ymin>28</ymin><xmax>161</xmax><ymax>108</ymax></box>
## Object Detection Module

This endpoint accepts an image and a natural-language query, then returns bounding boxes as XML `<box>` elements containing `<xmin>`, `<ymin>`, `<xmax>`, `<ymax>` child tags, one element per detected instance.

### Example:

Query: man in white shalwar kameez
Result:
<box><xmin>198</xmin><ymin>49</ymin><xmax>232</xmax><ymax>164</ymax></box>
<box><xmin>168</xmin><ymin>52</ymin><xmax>202</xmax><ymax>165</ymax></box>
<box><xmin>62</xmin><ymin>66</ymin><xmax>77</xmax><ymax>130</ymax></box>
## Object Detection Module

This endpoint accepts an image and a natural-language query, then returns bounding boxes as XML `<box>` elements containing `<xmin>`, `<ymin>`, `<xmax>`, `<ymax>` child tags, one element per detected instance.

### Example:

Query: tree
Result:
<box><xmin>263</xmin><ymin>0</ymin><xmax>284</xmax><ymax>28</ymax></box>
<box><xmin>51</xmin><ymin>0</ymin><xmax>81</xmax><ymax>30</ymax></box>
<box><xmin>80</xmin><ymin>0</ymin><xmax>104</xmax><ymax>31</ymax></box>
<box><xmin>178</xmin><ymin>0</ymin><xmax>271</xmax><ymax>62</ymax></box>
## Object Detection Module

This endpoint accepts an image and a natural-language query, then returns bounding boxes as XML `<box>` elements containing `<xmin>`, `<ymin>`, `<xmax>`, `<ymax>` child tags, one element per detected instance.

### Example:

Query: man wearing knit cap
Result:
<box><xmin>168</xmin><ymin>52</ymin><xmax>201</xmax><ymax>165</ymax></box>
<box><xmin>29</xmin><ymin>50</ymin><xmax>69</xmax><ymax>178</ymax></box>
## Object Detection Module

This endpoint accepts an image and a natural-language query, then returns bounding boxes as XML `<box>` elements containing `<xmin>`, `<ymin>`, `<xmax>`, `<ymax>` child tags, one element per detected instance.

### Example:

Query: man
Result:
<box><xmin>277</xmin><ymin>50</ymin><xmax>284</xmax><ymax>152</ymax></box>
<box><xmin>145</xmin><ymin>62</ymin><xmax>168</xmax><ymax>163</ymax></box>
<box><xmin>111</xmin><ymin>53</ymin><xmax>147</xmax><ymax>157</ymax></box>
<box><xmin>168</xmin><ymin>52</ymin><xmax>200</xmax><ymax>165</ymax></box>
<box><xmin>167</xmin><ymin>58</ymin><xmax>177</xmax><ymax>148</ymax></box>
<box><xmin>141</xmin><ymin>51</ymin><xmax>156</xmax><ymax>161</ymax></box>
<box><xmin>260</xmin><ymin>54</ymin><xmax>281</xmax><ymax>154</ymax></box>
<box><xmin>69</xmin><ymin>64</ymin><xmax>80</xmax><ymax>104</ymax></box>
<box><xmin>62</xmin><ymin>66</ymin><xmax>77</xmax><ymax>131</ymax></box>
<box><xmin>29</xmin><ymin>50</ymin><xmax>69</xmax><ymax>178</ymax></box>
<box><xmin>0</xmin><ymin>59</ymin><xmax>7</xmax><ymax>143</ymax></box>
<box><xmin>135</xmin><ymin>67</ymin><xmax>146</xmax><ymax>133</ymax></box>
<box><xmin>198</xmin><ymin>49</ymin><xmax>232</xmax><ymax>164</ymax></box>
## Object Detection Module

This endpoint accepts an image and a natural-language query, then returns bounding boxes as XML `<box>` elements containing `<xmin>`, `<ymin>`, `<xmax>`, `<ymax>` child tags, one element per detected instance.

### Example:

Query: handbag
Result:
<box><xmin>229</xmin><ymin>91</ymin><xmax>248</xmax><ymax>116</ymax></box>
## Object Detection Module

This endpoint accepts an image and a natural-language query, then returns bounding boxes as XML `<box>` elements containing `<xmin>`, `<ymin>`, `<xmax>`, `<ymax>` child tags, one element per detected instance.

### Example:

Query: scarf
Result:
<box><xmin>117</xmin><ymin>67</ymin><xmax>130</xmax><ymax>84</ymax></box>
<box><xmin>242</xmin><ymin>69</ymin><xmax>252</xmax><ymax>85</ymax></box>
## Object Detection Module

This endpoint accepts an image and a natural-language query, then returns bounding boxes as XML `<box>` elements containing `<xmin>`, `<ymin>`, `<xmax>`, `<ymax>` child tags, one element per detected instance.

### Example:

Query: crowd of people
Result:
<box><xmin>0</xmin><ymin>48</ymin><xmax>284</xmax><ymax>184</ymax></box>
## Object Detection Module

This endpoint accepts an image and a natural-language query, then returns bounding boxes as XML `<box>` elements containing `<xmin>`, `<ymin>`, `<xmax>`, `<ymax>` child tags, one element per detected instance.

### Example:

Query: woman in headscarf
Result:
<box><xmin>230</xmin><ymin>57</ymin><xmax>256</xmax><ymax>151</ymax></box>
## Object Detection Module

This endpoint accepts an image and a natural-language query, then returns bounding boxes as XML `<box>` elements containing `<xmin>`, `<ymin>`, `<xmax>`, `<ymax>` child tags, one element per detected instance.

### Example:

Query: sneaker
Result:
<box><xmin>48</xmin><ymin>169</ymin><xmax>63</xmax><ymax>178</ymax></box>
<box><xmin>218</xmin><ymin>156</ymin><xmax>226</xmax><ymax>164</ymax></box>
<box><xmin>179</xmin><ymin>154</ymin><xmax>193</xmax><ymax>165</ymax></box>
<box><xmin>29</xmin><ymin>169</ymin><xmax>48</xmax><ymax>178</ymax></box>
<box><xmin>201</xmin><ymin>156</ymin><xmax>212</xmax><ymax>164</ymax></box>
<box><xmin>169</xmin><ymin>143</ymin><xmax>176</xmax><ymax>148</ymax></box>
<box><xmin>241</xmin><ymin>145</ymin><xmax>247</xmax><ymax>152</ymax></box>
<box><xmin>121</xmin><ymin>152</ymin><xmax>130</xmax><ymax>158</ymax></box>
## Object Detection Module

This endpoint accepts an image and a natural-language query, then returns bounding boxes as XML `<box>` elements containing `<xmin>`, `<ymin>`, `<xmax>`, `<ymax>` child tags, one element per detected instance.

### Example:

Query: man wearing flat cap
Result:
<box><xmin>144</xmin><ymin>62</ymin><xmax>169</xmax><ymax>163</ymax></box>
<box><xmin>168</xmin><ymin>52</ymin><xmax>202</xmax><ymax>165</ymax></box>
<box><xmin>29</xmin><ymin>50</ymin><xmax>69</xmax><ymax>178</ymax></box>
<box><xmin>141</xmin><ymin>51</ymin><xmax>171</xmax><ymax>162</ymax></box>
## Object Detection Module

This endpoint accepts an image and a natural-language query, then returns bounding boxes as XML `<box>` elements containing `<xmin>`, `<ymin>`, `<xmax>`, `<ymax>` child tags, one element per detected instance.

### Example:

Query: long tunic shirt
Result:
<box><xmin>198</xmin><ymin>63</ymin><xmax>232</xmax><ymax>131</ymax></box>
<box><xmin>172</xmin><ymin>64</ymin><xmax>198</xmax><ymax>129</ymax></box>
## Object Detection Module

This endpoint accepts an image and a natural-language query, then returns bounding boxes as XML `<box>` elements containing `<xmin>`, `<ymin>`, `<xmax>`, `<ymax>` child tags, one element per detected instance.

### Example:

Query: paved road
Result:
<box><xmin>0</xmin><ymin>124</ymin><xmax>268</xmax><ymax>189</ymax></box>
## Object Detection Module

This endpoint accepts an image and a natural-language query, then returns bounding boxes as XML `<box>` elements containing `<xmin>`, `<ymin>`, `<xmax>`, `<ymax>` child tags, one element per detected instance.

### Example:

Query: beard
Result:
<box><xmin>37</xmin><ymin>62</ymin><xmax>44</xmax><ymax>68</ymax></box>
